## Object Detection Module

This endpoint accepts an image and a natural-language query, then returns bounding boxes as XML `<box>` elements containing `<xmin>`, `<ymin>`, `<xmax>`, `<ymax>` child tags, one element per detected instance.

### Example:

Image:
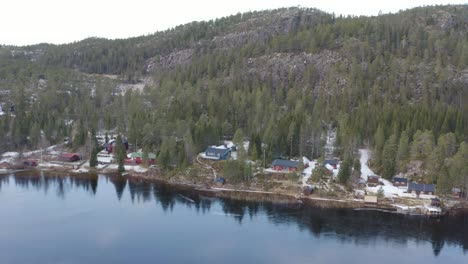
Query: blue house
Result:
<box><xmin>204</xmin><ymin>146</ymin><xmax>231</xmax><ymax>160</ymax></box>
<box><xmin>408</xmin><ymin>182</ymin><xmax>435</xmax><ymax>195</ymax></box>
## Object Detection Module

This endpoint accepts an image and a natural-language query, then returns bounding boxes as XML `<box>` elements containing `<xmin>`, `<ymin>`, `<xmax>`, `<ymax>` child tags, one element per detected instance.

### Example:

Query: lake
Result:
<box><xmin>1</xmin><ymin>173</ymin><xmax>467</xmax><ymax>264</ymax></box>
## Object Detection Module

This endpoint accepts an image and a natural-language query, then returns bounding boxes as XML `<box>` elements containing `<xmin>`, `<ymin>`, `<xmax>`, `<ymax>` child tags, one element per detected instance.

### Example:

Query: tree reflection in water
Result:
<box><xmin>1</xmin><ymin>173</ymin><xmax>467</xmax><ymax>256</ymax></box>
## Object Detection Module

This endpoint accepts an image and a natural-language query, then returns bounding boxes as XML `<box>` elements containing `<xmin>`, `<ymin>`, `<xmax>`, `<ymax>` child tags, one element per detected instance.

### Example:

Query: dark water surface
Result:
<box><xmin>1</xmin><ymin>173</ymin><xmax>467</xmax><ymax>264</ymax></box>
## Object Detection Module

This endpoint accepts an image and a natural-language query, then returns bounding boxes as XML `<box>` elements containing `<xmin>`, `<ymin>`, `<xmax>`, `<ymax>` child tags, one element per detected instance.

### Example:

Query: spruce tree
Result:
<box><xmin>115</xmin><ymin>134</ymin><xmax>126</xmax><ymax>173</ymax></box>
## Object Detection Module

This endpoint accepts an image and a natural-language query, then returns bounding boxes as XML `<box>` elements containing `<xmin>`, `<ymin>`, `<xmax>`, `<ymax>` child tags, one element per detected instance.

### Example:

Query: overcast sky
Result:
<box><xmin>1</xmin><ymin>0</ymin><xmax>465</xmax><ymax>46</ymax></box>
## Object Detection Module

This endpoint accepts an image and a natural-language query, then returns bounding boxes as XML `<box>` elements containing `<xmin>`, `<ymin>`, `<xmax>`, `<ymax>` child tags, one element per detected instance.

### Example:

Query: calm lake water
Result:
<box><xmin>1</xmin><ymin>173</ymin><xmax>467</xmax><ymax>264</ymax></box>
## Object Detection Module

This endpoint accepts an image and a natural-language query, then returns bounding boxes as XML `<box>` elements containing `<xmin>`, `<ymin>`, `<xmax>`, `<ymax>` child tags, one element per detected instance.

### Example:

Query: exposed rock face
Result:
<box><xmin>145</xmin><ymin>8</ymin><xmax>325</xmax><ymax>73</ymax></box>
<box><xmin>242</xmin><ymin>50</ymin><xmax>345</xmax><ymax>90</ymax></box>
<box><xmin>145</xmin><ymin>49</ymin><xmax>194</xmax><ymax>73</ymax></box>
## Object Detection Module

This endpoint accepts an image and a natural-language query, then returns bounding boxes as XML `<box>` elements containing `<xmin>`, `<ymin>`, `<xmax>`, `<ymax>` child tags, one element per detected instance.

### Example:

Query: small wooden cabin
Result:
<box><xmin>60</xmin><ymin>153</ymin><xmax>80</xmax><ymax>162</ymax></box>
<box><xmin>367</xmin><ymin>175</ymin><xmax>380</xmax><ymax>186</ymax></box>
<box><xmin>430</xmin><ymin>198</ymin><xmax>441</xmax><ymax>207</ymax></box>
<box><xmin>393</xmin><ymin>177</ymin><xmax>408</xmax><ymax>187</ymax></box>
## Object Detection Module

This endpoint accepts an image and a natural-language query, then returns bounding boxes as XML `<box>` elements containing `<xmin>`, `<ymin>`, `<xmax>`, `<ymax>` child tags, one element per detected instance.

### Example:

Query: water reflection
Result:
<box><xmin>1</xmin><ymin>173</ymin><xmax>467</xmax><ymax>257</ymax></box>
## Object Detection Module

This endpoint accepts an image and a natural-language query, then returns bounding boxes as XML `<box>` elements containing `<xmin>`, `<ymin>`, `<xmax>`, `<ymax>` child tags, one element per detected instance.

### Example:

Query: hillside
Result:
<box><xmin>0</xmin><ymin>5</ymin><xmax>467</xmax><ymax>192</ymax></box>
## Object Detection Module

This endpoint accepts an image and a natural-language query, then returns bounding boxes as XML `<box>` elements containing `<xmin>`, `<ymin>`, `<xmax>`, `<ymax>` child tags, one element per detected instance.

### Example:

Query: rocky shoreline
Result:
<box><xmin>4</xmin><ymin>167</ymin><xmax>466</xmax><ymax>217</ymax></box>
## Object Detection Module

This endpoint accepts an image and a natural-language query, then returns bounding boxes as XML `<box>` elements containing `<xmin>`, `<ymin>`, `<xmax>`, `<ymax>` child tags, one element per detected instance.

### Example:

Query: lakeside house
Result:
<box><xmin>367</xmin><ymin>175</ymin><xmax>380</xmax><ymax>186</ymax></box>
<box><xmin>105</xmin><ymin>137</ymin><xmax>129</xmax><ymax>154</ymax></box>
<box><xmin>324</xmin><ymin>159</ymin><xmax>339</xmax><ymax>169</ymax></box>
<box><xmin>408</xmin><ymin>182</ymin><xmax>435</xmax><ymax>195</ymax></box>
<box><xmin>204</xmin><ymin>146</ymin><xmax>231</xmax><ymax>160</ymax></box>
<box><xmin>451</xmin><ymin>188</ymin><xmax>466</xmax><ymax>198</ymax></box>
<box><xmin>272</xmin><ymin>159</ymin><xmax>299</xmax><ymax>172</ymax></box>
<box><xmin>128</xmin><ymin>152</ymin><xmax>156</xmax><ymax>164</ymax></box>
<box><xmin>0</xmin><ymin>161</ymin><xmax>10</xmax><ymax>169</ymax></box>
<box><xmin>60</xmin><ymin>153</ymin><xmax>80</xmax><ymax>162</ymax></box>
<box><xmin>393</xmin><ymin>177</ymin><xmax>408</xmax><ymax>187</ymax></box>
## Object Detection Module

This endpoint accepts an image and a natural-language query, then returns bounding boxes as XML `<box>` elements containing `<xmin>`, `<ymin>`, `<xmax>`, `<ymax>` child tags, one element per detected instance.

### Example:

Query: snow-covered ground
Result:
<box><xmin>103</xmin><ymin>164</ymin><xmax>148</xmax><ymax>173</ymax></box>
<box><xmin>0</xmin><ymin>152</ymin><xmax>19</xmax><ymax>164</ymax></box>
<box><xmin>323</xmin><ymin>128</ymin><xmax>336</xmax><ymax>158</ymax></box>
<box><xmin>359</xmin><ymin>149</ymin><xmax>435</xmax><ymax>199</ymax></box>
<box><xmin>301</xmin><ymin>157</ymin><xmax>317</xmax><ymax>185</ymax></box>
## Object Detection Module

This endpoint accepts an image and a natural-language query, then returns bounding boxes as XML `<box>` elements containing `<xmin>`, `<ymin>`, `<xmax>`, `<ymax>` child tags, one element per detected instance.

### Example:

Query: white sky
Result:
<box><xmin>1</xmin><ymin>0</ymin><xmax>466</xmax><ymax>46</ymax></box>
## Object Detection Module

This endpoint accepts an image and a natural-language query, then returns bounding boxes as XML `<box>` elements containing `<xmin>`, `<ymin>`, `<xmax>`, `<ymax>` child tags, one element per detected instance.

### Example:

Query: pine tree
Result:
<box><xmin>382</xmin><ymin>134</ymin><xmax>398</xmax><ymax>179</ymax></box>
<box><xmin>115</xmin><ymin>134</ymin><xmax>126</xmax><ymax>173</ymax></box>
<box><xmin>396</xmin><ymin>130</ymin><xmax>409</xmax><ymax>171</ymax></box>
<box><xmin>338</xmin><ymin>158</ymin><xmax>352</xmax><ymax>184</ymax></box>
<box><xmin>233</xmin><ymin>128</ymin><xmax>245</xmax><ymax>159</ymax></box>
<box><xmin>89</xmin><ymin>146</ymin><xmax>98</xmax><ymax>168</ymax></box>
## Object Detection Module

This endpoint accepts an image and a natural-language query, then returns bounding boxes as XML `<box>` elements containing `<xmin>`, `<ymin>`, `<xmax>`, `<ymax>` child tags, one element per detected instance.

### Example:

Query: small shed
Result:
<box><xmin>393</xmin><ymin>177</ymin><xmax>408</xmax><ymax>187</ymax></box>
<box><xmin>272</xmin><ymin>159</ymin><xmax>299</xmax><ymax>171</ymax></box>
<box><xmin>214</xmin><ymin>177</ymin><xmax>226</xmax><ymax>187</ymax></box>
<box><xmin>364</xmin><ymin>195</ymin><xmax>378</xmax><ymax>204</ymax></box>
<box><xmin>204</xmin><ymin>146</ymin><xmax>231</xmax><ymax>160</ymax></box>
<box><xmin>367</xmin><ymin>175</ymin><xmax>380</xmax><ymax>186</ymax></box>
<box><xmin>60</xmin><ymin>153</ymin><xmax>80</xmax><ymax>162</ymax></box>
<box><xmin>408</xmin><ymin>182</ymin><xmax>435</xmax><ymax>195</ymax></box>
<box><xmin>430</xmin><ymin>198</ymin><xmax>441</xmax><ymax>207</ymax></box>
<box><xmin>451</xmin><ymin>188</ymin><xmax>465</xmax><ymax>198</ymax></box>
<box><xmin>302</xmin><ymin>185</ymin><xmax>314</xmax><ymax>195</ymax></box>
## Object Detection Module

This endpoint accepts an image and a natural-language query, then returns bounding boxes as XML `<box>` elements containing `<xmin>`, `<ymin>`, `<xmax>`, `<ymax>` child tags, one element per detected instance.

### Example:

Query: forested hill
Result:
<box><xmin>0</xmin><ymin>5</ymin><xmax>467</xmax><ymax>190</ymax></box>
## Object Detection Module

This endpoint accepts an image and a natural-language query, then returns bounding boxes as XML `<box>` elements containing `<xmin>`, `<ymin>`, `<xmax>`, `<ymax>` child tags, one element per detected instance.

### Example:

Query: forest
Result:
<box><xmin>0</xmin><ymin>5</ymin><xmax>466</xmax><ymax>193</ymax></box>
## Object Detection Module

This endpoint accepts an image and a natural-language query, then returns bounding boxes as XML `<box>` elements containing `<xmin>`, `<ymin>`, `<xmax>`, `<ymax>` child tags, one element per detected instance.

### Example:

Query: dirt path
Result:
<box><xmin>196</xmin><ymin>154</ymin><xmax>217</xmax><ymax>180</ymax></box>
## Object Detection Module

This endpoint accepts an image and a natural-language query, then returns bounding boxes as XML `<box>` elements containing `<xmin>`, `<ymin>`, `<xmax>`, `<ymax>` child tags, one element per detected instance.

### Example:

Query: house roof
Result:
<box><xmin>324</xmin><ymin>159</ymin><xmax>338</xmax><ymax>165</ymax></box>
<box><xmin>393</xmin><ymin>177</ymin><xmax>408</xmax><ymax>183</ymax></box>
<box><xmin>272</xmin><ymin>159</ymin><xmax>299</xmax><ymax>168</ymax></box>
<box><xmin>205</xmin><ymin>146</ymin><xmax>230</xmax><ymax>156</ymax></box>
<box><xmin>368</xmin><ymin>175</ymin><xmax>380</xmax><ymax>180</ymax></box>
<box><xmin>408</xmin><ymin>182</ymin><xmax>435</xmax><ymax>193</ymax></box>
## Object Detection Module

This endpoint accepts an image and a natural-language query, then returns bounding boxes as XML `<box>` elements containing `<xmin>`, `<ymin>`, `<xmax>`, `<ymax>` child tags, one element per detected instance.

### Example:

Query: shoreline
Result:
<box><xmin>6</xmin><ymin>167</ymin><xmax>467</xmax><ymax>216</ymax></box>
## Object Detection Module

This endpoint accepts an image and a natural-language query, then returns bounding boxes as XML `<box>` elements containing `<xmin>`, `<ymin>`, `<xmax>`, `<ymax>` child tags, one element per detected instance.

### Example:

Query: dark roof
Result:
<box><xmin>272</xmin><ymin>159</ymin><xmax>299</xmax><ymax>168</ymax></box>
<box><xmin>393</xmin><ymin>177</ymin><xmax>408</xmax><ymax>183</ymax></box>
<box><xmin>408</xmin><ymin>182</ymin><xmax>435</xmax><ymax>193</ymax></box>
<box><xmin>324</xmin><ymin>159</ymin><xmax>339</xmax><ymax>165</ymax></box>
<box><xmin>205</xmin><ymin>146</ymin><xmax>230</xmax><ymax>156</ymax></box>
<box><xmin>60</xmin><ymin>153</ymin><xmax>79</xmax><ymax>158</ymax></box>
<box><xmin>368</xmin><ymin>175</ymin><xmax>380</xmax><ymax>179</ymax></box>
